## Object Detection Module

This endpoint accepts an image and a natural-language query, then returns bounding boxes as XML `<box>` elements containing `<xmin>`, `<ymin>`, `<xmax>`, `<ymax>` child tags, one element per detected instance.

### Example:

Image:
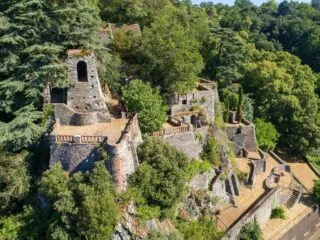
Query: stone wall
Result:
<box><xmin>223</xmin><ymin>187</ymin><xmax>281</xmax><ymax>240</ymax></box>
<box><xmin>163</xmin><ymin>131</ymin><xmax>203</xmax><ymax>159</ymax></box>
<box><xmin>53</xmin><ymin>104</ymin><xmax>110</xmax><ymax>126</ymax></box>
<box><xmin>170</xmin><ymin>81</ymin><xmax>218</xmax><ymax>123</ymax></box>
<box><xmin>50</xmin><ymin>139</ymin><xmax>100</xmax><ymax>173</ymax></box>
<box><xmin>226</xmin><ymin>120</ymin><xmax>257</xmax><ymax>152</ymax></box>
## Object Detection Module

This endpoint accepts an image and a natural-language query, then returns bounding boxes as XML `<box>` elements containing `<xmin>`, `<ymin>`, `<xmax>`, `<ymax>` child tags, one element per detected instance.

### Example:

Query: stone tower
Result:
<box><xmin>66</xmin><ymin>49</ymin><xmax>109</xmax><ymax>119</ymax></box>
<box><xmin>46</xmin><ymin>49</ymin><xmax>143</xmax><ymax>192</ymax></box>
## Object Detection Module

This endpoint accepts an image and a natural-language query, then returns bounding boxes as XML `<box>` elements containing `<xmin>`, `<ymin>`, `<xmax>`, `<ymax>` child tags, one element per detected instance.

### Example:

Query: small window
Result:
<box><xmin>77</xmin><ymin>61</ymin><xmax>88</xmax><ymax>82</ymax></box>
<box><xmin>182</xmin><ymin>99</ymin><xmax>187</xmax><ymax>105</ymax></box>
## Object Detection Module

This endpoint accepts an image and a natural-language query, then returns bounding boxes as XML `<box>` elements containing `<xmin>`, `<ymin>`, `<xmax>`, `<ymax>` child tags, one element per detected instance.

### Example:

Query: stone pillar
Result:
<box><xmin>74</xmin><ymin>135</ymin><xmax>81</xmax><ymax>144</ymax></box>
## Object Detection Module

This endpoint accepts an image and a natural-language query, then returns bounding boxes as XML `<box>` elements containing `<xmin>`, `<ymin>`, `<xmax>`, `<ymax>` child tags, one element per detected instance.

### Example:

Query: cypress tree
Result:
<box><xmin>224</xmin><ymin>97</ymin><xmax>230</xmax><ymax>123</ymax></box>
<box><xmin>237</xmin><ymin>85</ymin><xmax>244</xmax><ymax>123</ymax></box>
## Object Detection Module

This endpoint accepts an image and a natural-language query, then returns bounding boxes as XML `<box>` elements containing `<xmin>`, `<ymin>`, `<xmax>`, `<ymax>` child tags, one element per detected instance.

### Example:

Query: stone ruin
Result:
<box><xmin>45</xmin><ymin>49</ymin><xmax>142</xmax><ymax>192</ymax></box>
<box><xmin>153</xmin><ymin>78</ymin><xmax>219</xmax><ymax>159</ymax></box>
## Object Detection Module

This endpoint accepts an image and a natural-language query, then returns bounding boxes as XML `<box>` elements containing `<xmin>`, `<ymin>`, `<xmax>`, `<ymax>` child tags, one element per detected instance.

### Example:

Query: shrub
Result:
<box><xmin>122</xmin><ymin>79</ymin><xmax>168</xmax><ymax>133</ymax></box>
<box><xmin>130</xmin><ymin>137</ymin><xmax>189</xmax><ymax>211</ymax></box>
<box><xmin>187</xmin><ymin>160</ymin><xmax>212</xmax><ymax>180</ymax></box>
<box><xmin>271</xmin><ymin>206</ymin><xmax>286</xmax><ymax>219</ymax></box>
<box><xmin>201</xmin><ymin>137</ymin><xmax>220</xmax><ymax>166</ymax></box>
<box><xmin>176</xmin><ymin>217</ymin><xmax>222</xmax><ymax>240</ymax></box>
<box><xmin>239</xmin><ymin>222</ymin><xmax>263</xmax><ymax>240</ymax></box>
<box><xmin>254</xmin><ymin>118</ymin><xmax>280</xmax><ymax>151</ymax></box>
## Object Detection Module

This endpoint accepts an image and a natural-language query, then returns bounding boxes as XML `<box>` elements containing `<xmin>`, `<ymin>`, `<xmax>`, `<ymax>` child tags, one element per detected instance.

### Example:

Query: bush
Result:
<box><xmin>254</xmin><ymin>118</ymin><xmax>280</xmax><ymax>151</ymax></box>
<box><xmin>176</xmin><ymin>217</ymin><xmax>222</xmax><ymax>240</ymax></box>
<box><xmin>147</xmin><ymin>230</ymin><xmax>183</xmax><ymax>240</ymax></box>
<box><xmin>187</xmin><ymin>160</ymin><xmax>212</xmax><ymax>180</ymax></box>
<box><xmin>237</xmin><ymin>171</ymin><xmax>248</xmax><ymax>184</ymax></box>
<box><xmin>201</xmin><ymin>137</ymin><xmax>220</xmax><ymax>166</ymax></box>
<box><xmin>122</xmin><ymin>79</ymin><xmax>168</xmax><ymax>133</ymax></box>
<box><xmin>130</xmin><ymin>137</ymin><xmax>189</xmax><ymax>211</ymax></box>
<box><xmin>239</xmin><ymin>222</ymin><xmax>263</xmax><ymax>240</ymax></box>
<box><xmin>271</xmin><ymin>206</ymin><xmax>286</xmax><ymax>219</ymax></box>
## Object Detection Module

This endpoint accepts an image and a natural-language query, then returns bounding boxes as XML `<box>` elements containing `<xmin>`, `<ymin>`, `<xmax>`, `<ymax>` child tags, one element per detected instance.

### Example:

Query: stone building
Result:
<box><xmin>45</xmin><ymin>49</ymin><xmax>142</xmax><ymax>192</ymax></box>
<box><xmin>152</xmin><ymin>79</ymin><xmax>218</xmax><ymax>159</ymax></box>
<box><xmin>170</xmin><ymin>78</ymin><xmax>219</xmax><ymax>126</ymax></box>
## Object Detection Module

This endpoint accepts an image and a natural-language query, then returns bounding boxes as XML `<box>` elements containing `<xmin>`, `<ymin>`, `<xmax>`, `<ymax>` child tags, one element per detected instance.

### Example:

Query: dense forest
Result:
<box><xmin>0</xmin><ymin>0</ymin><xmax>319</xmax><ymax>239</ymax></box>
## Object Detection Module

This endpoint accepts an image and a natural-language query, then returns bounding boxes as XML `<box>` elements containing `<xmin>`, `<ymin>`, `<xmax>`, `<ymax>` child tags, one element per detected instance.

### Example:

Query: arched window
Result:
<box><xmin>77</xmin><ymin>61</ymin><xmax>88</xmax><ymax>82</ymax></box>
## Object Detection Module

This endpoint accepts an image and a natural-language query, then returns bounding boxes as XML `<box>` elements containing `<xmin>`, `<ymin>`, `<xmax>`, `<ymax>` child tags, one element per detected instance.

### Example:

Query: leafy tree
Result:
<box><xmin>239</xmin><ymin>222</ymin><xmax>263</xmax><ymax>240</ymax></box>
<box><xmin>243</xmin><ymin>51</ymin><xmax>319</xmax><ymax>155</ymax></box>
<box><xmin>140</xmin><ymin>11</ymin><xmax>203</xmax><ymax>93</ymax></box>
<box><xmin>254</xmin><ymin>118</ymin><xmax>280</xmax><ymax>151</ymax></box>
<box><xmin>0</xmin><ymin>214</ymin><xmax>22</xmax><ymax>240</ymax></box>
<box><xmin>40</xmin><ymin>162</ymin><xmax>119</xmax><ymax>239</ymax></box>
<box><xmin>130</xmin><ymin>137</ymin><xmax>189</xmax><ymax>209</ymax></box>
<box><xmin>0</xmin><ymin>151</ymin><xmax>30</xmax><ymax>211</ymax></box>
<box><xmin>122</xmin><ymin>79</ymin><xmax>168</xmax><ymax>133</ymax></box>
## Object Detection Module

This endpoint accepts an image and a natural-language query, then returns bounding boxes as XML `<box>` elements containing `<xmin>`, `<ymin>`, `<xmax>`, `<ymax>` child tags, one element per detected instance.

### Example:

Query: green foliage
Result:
<box><xmin>236</xmin><ymin>85</ymin><xmax>244</xmax><ymax>123</ymax></box>
<box><xmin>254</xmin><ymin>118</ymin><xmax>280</xmax><ymax>151</ymax></box>
<box><xmin>243</xmin><ymin>94</ymin><xmax>254</xmax><ymax>122</ymax></box>
<box><xmin>139</xmin><ymin>11</ymin><xmax>204</xmax><ymax>93</ymax></box>
<box><xmin>122</xmin><ymin>79</ymin><xmax>168</xmax><ymax>133</ymax></box>
<box><xmin>223</xmin><ymin>97</ymin><xmax>230</xmax><ymax>123</ymax></box>
<box><xmin>147</xmin><ymin>230</ymin><xmax>183</xmax><ymax>240</ymax></box>
<box><xmin>271</xmin><ymin>206</ymin><xmax>286</xmax><ymax>219</ymax></box>
<box><xmin>237</xmin><ymin>171</ymin><xmax>248</xmax><ymax>184</ymax></box>
<box><xmin>313</xmin><ymin>180</ymin><xmax>320</xmax><ymax>205</ymax></box>
<box><xmin>40</xmin><ymin>162</ymin><xmax>119</xmax><ymax>239</ymax></box>
<box><xmin>0</xmin><ymin>214</ymin><xmax>21</xmax><ymax>240</ymax></box>
<box><xmin>130</xmin><ymin>137</ymin><xmax>189</xmax><ymax>211</ymax></box>
<box><xmin>201</xmin><ymin>137</ymin><xmax>220</xmax><ymax>166</ymax></box>
<box><xmin>243</xmin><ymin>50</ymin><xmax>319</xmax><ymax>156</ymax></box>
<box><xmin>307</xmin><ymin>148</ymin><xmax>320</xmax><ymax>172</ymax></box>
<box><xmin>0</xmin><ymin>151</ymin><xmax>30</xmax><ymax>211</ymax></box>
<box><xmin>187</xmin><ymin>160</ymin><xmax>212</xmax><ymax>180</ymax></box>
<box><xmin>176</xmin><ymin>217</ymin><xmax>222</xmax><ymax>240</ymax></box>
<box><xmin>239</xmin><ymin>222</ymin><xmax>263</xmax><ymax>240</ymax></box>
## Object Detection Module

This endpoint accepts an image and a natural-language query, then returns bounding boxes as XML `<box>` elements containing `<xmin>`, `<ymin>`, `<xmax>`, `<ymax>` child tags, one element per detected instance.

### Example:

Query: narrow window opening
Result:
<box><xmin>77</xmin><ymin>61</ymin><xmax>88</xmax><ymax>82</ymax></box>
<box><xmin>182</xmin><ymin>99</ymin><xmax>187</xmax><ymax>105</ymax></box>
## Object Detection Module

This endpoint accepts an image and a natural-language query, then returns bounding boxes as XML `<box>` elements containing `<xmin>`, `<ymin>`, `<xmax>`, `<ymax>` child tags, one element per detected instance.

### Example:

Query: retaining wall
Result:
<box><xmin>223</xmin><ymin>187</ymin><xmax>281</xmax><ymax>240</ymax></box>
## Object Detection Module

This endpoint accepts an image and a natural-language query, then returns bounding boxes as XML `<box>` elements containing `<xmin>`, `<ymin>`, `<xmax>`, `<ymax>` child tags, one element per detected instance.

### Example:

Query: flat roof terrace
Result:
<box><xmin>52</xmin><ymin>118</ymin><xmax>129</xmax><ymax>145</ymax></box>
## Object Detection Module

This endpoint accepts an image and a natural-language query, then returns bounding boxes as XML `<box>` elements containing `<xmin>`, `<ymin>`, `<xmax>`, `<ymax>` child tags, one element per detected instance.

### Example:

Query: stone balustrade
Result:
<box><xmin>152</xmin><ymin>125</ymin><xmax>191</xmax><ymax>137</ymax></box>
<box><xmin>54</xmin><ymin>134</ymin><xmax>107</xmax><ymax>144</ymax></box>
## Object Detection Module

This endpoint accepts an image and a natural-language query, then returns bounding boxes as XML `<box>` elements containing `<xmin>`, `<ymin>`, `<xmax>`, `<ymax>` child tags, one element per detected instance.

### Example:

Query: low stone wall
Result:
<box><xmin>223</xmin><ymin>187</ymin><xmax>281</xmax><ymax>240</ymax></box>
<box><xmin>226</xmin><ymin>118</ymin><xmax>257</xmax><ymax>152</ymax></box>
<box><xmin>279</xmin><ymin>205</ymin><xmax>320</xmax><ymax>240</ymax></box>
<box><xmin>54</xmin><ymin>103</ymin><xmax>110</xmax><ymax>126</ymax></box>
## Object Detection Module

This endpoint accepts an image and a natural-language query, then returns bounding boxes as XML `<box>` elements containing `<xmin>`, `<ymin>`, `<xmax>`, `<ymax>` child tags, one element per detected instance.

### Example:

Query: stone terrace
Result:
<box><xmin>52</xmin><ymin>118</ymin><xmax>129</xmax><ymax>145</ymax></box>
<box><xmin>261</xmin><ymin>198</ymin><xmax>314</xmax><ymax>240</ymax></box>
<box><xmin>217</xmin><ymin>155</ymin><xmax>280</xmax><ymax>228</ymax></box>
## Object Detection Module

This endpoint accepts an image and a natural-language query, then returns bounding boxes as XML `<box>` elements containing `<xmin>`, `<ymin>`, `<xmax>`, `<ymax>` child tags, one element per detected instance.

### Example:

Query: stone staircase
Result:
<box><xmin>285</xmin><ymin>189</ymin><xmax>301</xmax><ymax>208</ymax></box>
